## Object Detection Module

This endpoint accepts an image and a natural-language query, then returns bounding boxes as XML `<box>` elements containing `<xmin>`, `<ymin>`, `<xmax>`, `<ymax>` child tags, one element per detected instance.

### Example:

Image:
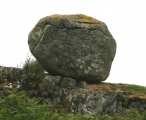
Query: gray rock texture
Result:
<box><xmin>1</xmin><ymin>66</ymin><xmax>146</xmax><ymax>115</ymax></box>
<box><xmin>39</xmin><ymin>75</ymin><xmax>146</xmax><ymax>115</ymax></box>
<box><xmin>0</xmin><ymin>66</ymin><xmax>41</xmax><ymax>89</ymax></box>
<box><xmin>0</xmin><ymin>66</ymin><xmax>28</xmax><ymax>89</ymax></box>
<box><xmin>0</xmin><ymin>66</ymin><xmax>25</xmax><ymax>83</ymax></box>
<box><xmin>28</xmin><ymin>14</ymin><xmax>116</xmax><ymax>82</ymax></box>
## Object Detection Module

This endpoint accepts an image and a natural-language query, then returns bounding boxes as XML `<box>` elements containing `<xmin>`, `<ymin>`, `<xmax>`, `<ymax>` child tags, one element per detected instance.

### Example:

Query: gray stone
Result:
<box><xmin>0</xmin><ymin>66</ymin><xmax>29</xmax><ymax>89</ymax></box>
<box><xmin>59</xmin><ymin>77</ymin><xmax>76</xmax><ymax>89</ymax></box>
<box><xmin>129</xmin><ymin>102</ymin><xmax>146</xmax><ymax>112</ymax></box>
<box><xmin>70</xmin><ymin>90</ymin><xmax>120</xmax><ymax>114</ymax></box>
<box><xmin>28</xmin><ymin>74</ymin><xmax>146</xmax><ymax>114</ymax></box>
<box><xmin>43</xmin><ymin>75</ymin><xmax>62</xmax><ymax>93</ymax></box>
<box><xmin>1</xmin><ymin>66</ymin><xmax>26</xmax><ymax>85</ymax></box>
<box><xmin>8</xmin><ymin>67</ymin><xmax>23</xmax><ymax>83</ymax></box>
<box><xmin>28</xmin><ymin>14</ymin><xmax>116</xmax><ymax>82</ymax></box>
<box><xmin>77</xmin><ymin>81</ymin><xmax>87</xmax><ymax>88</ymax></box>
<box><xmin>40</xmin><ymin>75</ymin><xmax>126</xmax><ymax>114</ymax></box>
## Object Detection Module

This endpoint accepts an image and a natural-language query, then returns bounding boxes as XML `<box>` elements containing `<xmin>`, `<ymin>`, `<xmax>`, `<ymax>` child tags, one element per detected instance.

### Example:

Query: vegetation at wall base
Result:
<box><xmin>0</xmin><ymin>89</ymin><xmax>146</xmax><ymax>120</ymax></box>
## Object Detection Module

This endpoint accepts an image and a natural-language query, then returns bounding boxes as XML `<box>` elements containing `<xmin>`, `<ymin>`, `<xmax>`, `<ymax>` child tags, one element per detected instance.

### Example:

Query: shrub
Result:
<box><xmin>0</xmin><ymin>89</ymin><xmax>51</xmax><ymax>120</ymax></box>
<box><xmin>22</xmin><ymin>56</ymin><xmax>45</xmax><ymax>81</ymax></box>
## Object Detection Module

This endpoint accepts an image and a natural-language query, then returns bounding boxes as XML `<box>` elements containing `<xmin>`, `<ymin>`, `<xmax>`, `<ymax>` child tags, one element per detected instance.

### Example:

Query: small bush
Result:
<box><xmin>0</xmin><ymin>89</ymin><xmax>52</xmax><ymax>120</ymax></box>
<box><xmin>22</xmin><ymin>56</ymin><xmax>45</xmax><ymax>81</ymax></box>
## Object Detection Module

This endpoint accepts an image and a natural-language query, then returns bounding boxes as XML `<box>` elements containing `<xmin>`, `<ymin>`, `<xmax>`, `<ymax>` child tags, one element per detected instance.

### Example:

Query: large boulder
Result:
<box><xmin>28</xmin><ymin>14</ymin><xmax>116</xmax><ymax>82</ymax></box>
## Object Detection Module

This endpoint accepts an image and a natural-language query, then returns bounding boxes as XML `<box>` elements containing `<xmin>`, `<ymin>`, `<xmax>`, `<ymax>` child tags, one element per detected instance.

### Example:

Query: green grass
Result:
<box><xmin>125</xmin><ymin>84</ymin><xmax>146</xmax><ymax>93</ymax></box>
<box><xmin>0</xmin><ymin>89</ymin><xmax>51</xmax><ymax>120</ymax></box>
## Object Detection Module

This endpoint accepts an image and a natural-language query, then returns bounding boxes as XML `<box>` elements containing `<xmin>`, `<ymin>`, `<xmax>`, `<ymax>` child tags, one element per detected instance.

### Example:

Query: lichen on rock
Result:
<box><xmin>28</xmin><ymin>14</ymin><xmax>116</xmax><ymax>82</ymax></box>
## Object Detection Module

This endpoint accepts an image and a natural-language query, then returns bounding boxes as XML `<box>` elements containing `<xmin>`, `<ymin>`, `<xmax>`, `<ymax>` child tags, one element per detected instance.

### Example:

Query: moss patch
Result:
<box><xmin>75</xmin><ymin>14</ymin><xmax>99</xmax><ymax>23</ymax></box>
<box><xmin>124</xmin><ymin>84</ymin><xmax>146</xmax><ymax>93</ymax></box>
<box><xmin>49</xmin><ymin>14</ymin><xmax>99</xmax><ymax>23</ymax></box>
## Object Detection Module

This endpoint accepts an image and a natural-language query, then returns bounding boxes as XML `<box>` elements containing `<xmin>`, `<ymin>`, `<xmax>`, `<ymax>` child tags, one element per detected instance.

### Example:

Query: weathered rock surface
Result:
<box><xmin>28</xmin><ymin>14</ymin><xmax>116</xmax><ymax>82</ymax></box>
<box><xmin>0</xmin><ymin>66</ymin><xmax>27</xmax><ymax>87</ymax></box>
<box><xmin>1</xmin><ymin>66</ymin><xmax>146</xmax><ymax>115</ymax></box>
<box><xmin>0</xmin><ymin>66</ymin><xmax>37</xmax><ymax>89</ymax></box>
<box><xmin>39</xmin><ymin>75</ymin><xmax>146</xmax><ymax>114</ymax></box>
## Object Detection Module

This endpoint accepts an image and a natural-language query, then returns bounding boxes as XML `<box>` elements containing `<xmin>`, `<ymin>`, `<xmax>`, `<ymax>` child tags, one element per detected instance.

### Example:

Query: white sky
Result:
<box><xmin>0</xmin><ymin>0</ymin><xmax>146</xmax><ymax>86</ymax></box>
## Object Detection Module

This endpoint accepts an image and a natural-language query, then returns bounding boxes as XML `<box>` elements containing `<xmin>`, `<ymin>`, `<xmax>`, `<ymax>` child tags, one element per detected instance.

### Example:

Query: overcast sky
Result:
<box><xmin>0</xmin><ymin>0</ymin><xmax>146</xmax><ymax>86</ymax></box>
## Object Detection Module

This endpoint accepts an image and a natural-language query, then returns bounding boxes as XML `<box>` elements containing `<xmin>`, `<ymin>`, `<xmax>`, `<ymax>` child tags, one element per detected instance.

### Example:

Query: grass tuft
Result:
<box><xmin>125</xmin><ymin>84</ymin><xmax>146</xmax><ymax>93</ymax></box>
<box><xmin>22</xmin><ymin>56</ymin><xmax>45</xmax><ymax>81</ymax></box>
